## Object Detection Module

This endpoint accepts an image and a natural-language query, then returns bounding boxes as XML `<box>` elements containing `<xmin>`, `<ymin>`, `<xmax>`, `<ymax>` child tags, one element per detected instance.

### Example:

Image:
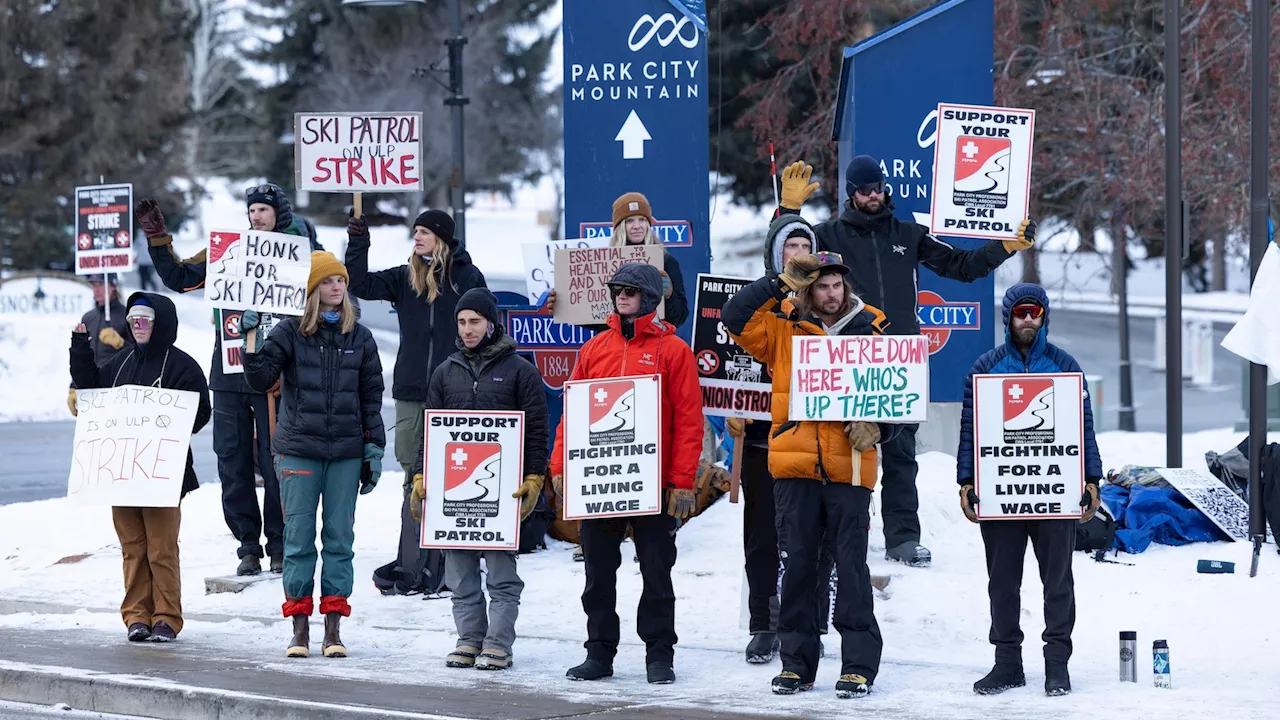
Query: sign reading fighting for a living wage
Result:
<box><xmin>562</xmin><ymin>374</ymin><xmax>662</xmax><ymax>520</ymax></box>
<box><xmin>68</xmin><ymin>385</ymin><xmax>201</xmax><ymax>507</ymax></box>
<box><xmin>553</xmin><ymin>246</ymin><xmax>664</xmax><ymax>325</ymax></box>
<box><xmin>294</xmin><ymin>112</ymin><xmax>424</xmax><ymax>193</ymax></box>
<box><xmin>522</xmin><ymin>237</ymin><xmax>611</xmax><ymax>304</ymax></box>
<box><xmin>74</xmin><ymin>184</ymin><xmax>135</xmax><ymax>275</ymax></box>
<box><xmin>693</xmin><ymin>274</ymin><xmax>771</xmax><ymax>421</ymax></box>
<box><xmin>420</xmin><ymin>411</ymin><xmax>524</xmax><ymax>551</ymax></box>
<box><xmin>930</xmin><ymin>103</ymin><xmax>1036</xmax><ymax>241</ymax></box>
<box><xmin>788</xmin><ymin>335</ymin><xmax>930</xmax><ymax>423</ymax></box>
<box><xmin>972</xmin><ymin>373</ymin><xmax>1085</xmax><ymax>520</ymax></box>
<box><xmin>206</xmin><ymin>230</ymin><xmax>309</xmax><ymax>316</ymax></box>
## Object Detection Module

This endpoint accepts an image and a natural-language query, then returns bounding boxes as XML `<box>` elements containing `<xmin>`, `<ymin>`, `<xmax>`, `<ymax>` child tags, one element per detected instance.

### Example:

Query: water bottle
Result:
<box><xmin>1153</xmin><ymin>639</ymin><xmax>1171</xmax><ymax>688</ymax></box>
<box><xmin>1119</xmin><ymin>631</ymin><xmax>1137</xmax><ymax>682</ymax></box>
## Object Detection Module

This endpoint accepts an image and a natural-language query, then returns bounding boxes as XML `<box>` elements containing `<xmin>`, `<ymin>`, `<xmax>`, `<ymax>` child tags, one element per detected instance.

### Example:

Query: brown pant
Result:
<box><xmin>112</xmin><ymin>506</ymin><xmax>183</xmax><ymax>634</ymax></box>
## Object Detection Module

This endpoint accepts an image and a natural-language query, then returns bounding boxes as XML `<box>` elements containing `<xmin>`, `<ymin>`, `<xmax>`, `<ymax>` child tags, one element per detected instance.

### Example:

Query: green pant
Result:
<box><xmin>277</xmin><ymin>454</ymin><xmax>362</xmax><ymax>607</ymax></box>
<box><xmin>394</xmin><ymin>400</ymin><xmax>428</xmax><ymax>487</ymax></box>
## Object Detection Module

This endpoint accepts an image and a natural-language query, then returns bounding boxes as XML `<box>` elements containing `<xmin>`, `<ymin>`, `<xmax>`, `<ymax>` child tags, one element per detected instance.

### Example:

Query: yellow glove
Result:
<box><xmin>779</xmin><ymin>254</ymin><xmax>823</xmax><ymax>293</ymax></box>
<box><xmin>67</xmin><ymin>389</ymin><xmax>78</xmax><ymax>417</ymax></box>
<box><xmin>410</xmin><ymin>473</ymin><xmax>424</xmax><ymax>523</ymax></box>
<box><xmin>844</xmin><ymin>421</ymin><xmax>880</xmax><ymax>452</ymax></box>
<box><xmin>552</xmin><ymin>474</ymin><xmax>563</xmax><ymax>494</ymax></box>
<box><xmin>780</xmin><ymin>161</ymin><xmax>820</xmax><ymax>210</ymax></box>
<box><xmin>960</xmin><ymin>484</ymin><xmax>979</xmax><ymax>524</ymax></box>
<box><xmin>1080</xmin><ymin>483</ymin><xmax>1101</xmax><ymax>523</ymax></box>
<box><xmin>725</xmin><ymin>417</ymin><xmax>751</xmax><ymax>438</ymax></box>
<box><xmin>98</xmin><ymin>327</ymin><xmax>125</xmax><ymax>351</ymax></box>
<box><xmin>1002</xmin><ymin>218</ymin><xmax>1037</xmax><ymax>253</ymax></box>
<box><xmin>666</xmin><ymin>488</ymin><xmax>697</xmax><ymax>520</ymax></box>
<box><xmin>512</xmin><ymin>474</ymin><xmax>544</xmax><ymax>520</ymax></box>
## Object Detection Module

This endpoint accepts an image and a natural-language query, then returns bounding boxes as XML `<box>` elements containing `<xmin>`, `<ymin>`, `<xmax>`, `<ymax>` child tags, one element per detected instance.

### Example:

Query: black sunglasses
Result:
<box><xmin>612</xmin><ymin>286</ymin><xmax>641</xmax><ymax>298</ymax></box>
<box><xmin>853</xmin><ymin>182</ymin><xmax>885</xmax><ymax>196</ymax></box>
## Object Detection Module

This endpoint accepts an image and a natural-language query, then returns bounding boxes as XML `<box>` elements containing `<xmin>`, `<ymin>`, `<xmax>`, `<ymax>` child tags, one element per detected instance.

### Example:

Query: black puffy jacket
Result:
<box><xmin>243</xmin><ymin>315</ymin><xmax>386</xmax><ymax>460</ymax></box>
<box><xmin>416</xmin><ymin>332</ymin><xmax>549</xmax><ymax>477</ymax></box>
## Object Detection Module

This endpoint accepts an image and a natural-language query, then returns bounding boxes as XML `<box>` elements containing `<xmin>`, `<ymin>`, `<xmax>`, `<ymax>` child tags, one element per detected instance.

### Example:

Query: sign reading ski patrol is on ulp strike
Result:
<box><xmin>562</xmin><ymin>374</ymin><xmax>662</xmax><ymax>521</ymax></box>
<box><xmin>930</xmin><ymin>103</ymin><xmax>1036</xmax><ymax>241</ymax></box>
<box><xmin>972</xmin><ymin>373</ymin><xmax>1084</xmax><ymax>520</ymax></box>
<box><xmin>420</xmin><ymin>410</ymin><xmax>525</xmax><ymax>551</ymax></box>
<box><xmin>693</xmin><ymin>274</ymin><xmax>771</xmax><ymax>421</ymax></box>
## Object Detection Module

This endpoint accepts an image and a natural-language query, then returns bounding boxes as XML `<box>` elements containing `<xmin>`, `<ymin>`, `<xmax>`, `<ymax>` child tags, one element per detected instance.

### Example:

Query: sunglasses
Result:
<box><xmin>612</xmin><ymin>286</ymin><xmax>641</xmax><ymax>298</ymax></box>
<box><xmin>244</xmin><ymin>184</ymin><xmax>276</xmax><ymax>198</ymax></box>
<box><xmin>1011</xmin><ymin>304</ymin><xmax>1045</xmax><ymax>320</ymax></box>
<box><xmin>853</xmin><ymin>182</ymin><xmax>885</xmax><ymax>197</ymax></box>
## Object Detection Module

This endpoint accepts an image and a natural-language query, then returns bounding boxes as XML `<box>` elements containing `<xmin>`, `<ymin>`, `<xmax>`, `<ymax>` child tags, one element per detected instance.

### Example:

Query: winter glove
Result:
<box><xmin>410</xmin><ymin>473</ymin><xmax>424</xmax><ymax>523</ymax></box>
<box><xmin>780</xmin><ymin>161</ymin><xmax>820</xmax><ymax>210</ymax></box>
<box><xmin>98</xmin><ymin>327</ymin><xmax>125</xmax><ymax>351</ymax></box>
<box><xmin>660</xmin><ymin>270</ymin><xmax>672</xmax><ymax>299</ymax></box>
<box><xmin>512</xmin><ymin>474</ymin><xmax>544</xmax><ymax>521</ymax></box>
<box><xmin>698</xmin><ymin>462</ymin><xmax>731</xmax><ymax>493</ymax></box>
<box><xmin>666</xmin><ymin>487</ymin><xmax>697</xmax><ymax>520</ymax></box>
<box><xmin>552</xmin><ymin>474</ymin><xmax>564</xmax><ymax>495</ymax></box>
<box><xmin>959</xmin><ymin>484</ymin><xmax>980</xmax><ymax>523</ymax></box>
<box><xmin>544</xmin><ymin>289</ymin><xmax>557</xmax><ymax>313</ymax></box>
<box><xmin>359</xmin><ymin>443</ymin><xmax>383</xmax><ymax>495</ymax></box>
<box><xmin>239</xmin><ymin>309</ymin><xmax>261</xmax><ymax>333</ymax></box>
<box><xmin>347</xmin><ymin>215</ymin><xmax>368</xmax><ymax>238</ymax></box>
<box><xmin>725</xmin><ymin>417</ymin><xmax>751</xmax><ymax>439</ymax></box>
<box><xmin>1003</xmin><ymin>218</ymin><xmax>1037</xmax><ymax>253</ymax></box>
<box><xmin>844</xmin><ymin>421</ymin><xmax>881</xmax><ymax>452</ymax></box>
<box><xmin>67</xmin><ymin>388</ymin><xmax>78</xmax><ymax>417</ymax></box>
<box><xmin>1080</xmin><ymin>481</ymin><xmax>1101</xmax><ymax>522</ymax></box>
<box><xmin>779</xmin><ymin>254</ymin><xmax>823</xmax><ymax>293</ymax></box>
<box><xmin>134</xmin><ymin>198</ymin><xmax>169</xmax><ymax>241</ymax></box>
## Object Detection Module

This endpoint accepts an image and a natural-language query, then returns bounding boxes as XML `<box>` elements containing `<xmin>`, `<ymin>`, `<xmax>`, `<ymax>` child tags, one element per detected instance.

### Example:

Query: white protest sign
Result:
<box><xmin>294</xmin><ymin>112</ymin><xmax>424</xmax><ymax>193</ymax></box>
<box><xmin>1157</xmin><ymin>467</ymin><xmax>1251</xmax><ymax>541</ymax></box>
<box><xmin>929</xmin><ymin>103</ymin><xmax>1036</xmax><ymax>241</ymax></box>
<box><xmin>787</xmin><ymin>335</ymin><xmax>930</xmax><ymax>423</ymax></box>
<box><xmin>972</xmin><ymin>373</ymin><xmax>1085</xmax><ymax>520</ymax></box>
<box><xmin>420</xmin><ymin>410</ymin><xmax>524</xmax><ymax>551</ymax></box>
<box><xmin>563</xmin><ymin>374</ymin><xmax>662</xmax><ymax>520</ymax></box>
<box><xmin>68</xmin><ymin>385</ymin><xmax>201</xmax><ymax>507</ymax></box>
<box><xmin>521</xmin><ymin>237</ymin><xmax>610</xmax><ymax>304</ymax></box>
<box><xmin>206</xmin><ymin>230</ymin><xmax>310</xmax><ymax>316</ymax></box>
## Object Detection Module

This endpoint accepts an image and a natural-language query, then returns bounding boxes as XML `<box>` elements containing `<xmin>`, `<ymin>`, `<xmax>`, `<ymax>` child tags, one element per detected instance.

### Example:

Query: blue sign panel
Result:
<box><xmin>835</xmin><ymin>0</ymin><xmax>996</xmax><ymax>402</ymax></box>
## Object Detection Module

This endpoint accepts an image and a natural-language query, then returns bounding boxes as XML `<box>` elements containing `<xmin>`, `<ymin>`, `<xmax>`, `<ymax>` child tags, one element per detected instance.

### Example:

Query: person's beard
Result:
<box><xmin>1014</xmin><ymin>326</ymin><xmax>1038</xmax><ymax>346</ymax></box>
<box><xmin>854</xmin><ymin>196</ymin><xmax>882</xmax><ymax>214</ymax></box>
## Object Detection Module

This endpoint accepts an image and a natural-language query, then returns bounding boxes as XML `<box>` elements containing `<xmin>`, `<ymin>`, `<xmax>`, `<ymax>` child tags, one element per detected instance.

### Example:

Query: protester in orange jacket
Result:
<box><xmin>549</xmin><ymin>262</ymin><xmax>702</xmax><ymax>686</ymax></box>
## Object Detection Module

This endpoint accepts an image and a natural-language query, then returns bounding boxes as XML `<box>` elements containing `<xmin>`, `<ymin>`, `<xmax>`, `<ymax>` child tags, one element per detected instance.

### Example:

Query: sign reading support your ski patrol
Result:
<box><xmin>972</xmin><ymin>372</ymin><xmax>1085</xmax><ymax>520</ymax></box>
<box><xmin>788</xmin><ymin>335</ymin><xmax>931</xmax><ymax>423</ymax></box>
<box><xmin>693</xmin><ymin>274</ymin><xmax>771</xmax><ymax>421</ymax></box>
<box><xmin>562</xmin><ymin>374</ymin><xmax>662</xmax><ymax>520</ymax></box>
<box><xmin>74</xmin><ymin>183</ymin><xmax>135</xmax><ymax>275</ymax></box>
<box><xmin>929</xmin><ymin>103</ymin><xmax>1035</xmax><ymax>241</ymax></box>
<box><xmin>420</xmin><ymin>410</ymin><xmax>524</xmax><ymax>551</ymax></box>
<box><xmin>205</xmin><ymin>229</ymin><xmax>310</xmax><ymax>316</ymax></box>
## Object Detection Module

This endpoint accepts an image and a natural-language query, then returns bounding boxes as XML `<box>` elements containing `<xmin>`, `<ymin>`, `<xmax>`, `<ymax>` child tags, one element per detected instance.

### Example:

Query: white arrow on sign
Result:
<box><xmin>615</xmin><ymin>110</ymin><xmax>651</xmax><ymax>160</ymax></box>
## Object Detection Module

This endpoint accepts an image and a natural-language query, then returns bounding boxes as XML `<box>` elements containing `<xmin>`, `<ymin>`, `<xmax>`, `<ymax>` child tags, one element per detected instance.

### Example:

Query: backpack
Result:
<box><xmin>1075</xmin><ymin>505</ymin><xmax>1117</xmax><ymax>552</ymax></box>
<box><xmin>1205</xmin><ymin>436</ymin><xmax>1280</xmax><ymax>540</ymax></box>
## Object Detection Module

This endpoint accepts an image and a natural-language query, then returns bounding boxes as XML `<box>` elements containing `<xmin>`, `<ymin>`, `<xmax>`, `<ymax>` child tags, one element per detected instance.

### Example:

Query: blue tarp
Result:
<box><xmin>1101</xmin><ymin>483</ymin><xmax>1230</xmax><ymax>553</ymax></box>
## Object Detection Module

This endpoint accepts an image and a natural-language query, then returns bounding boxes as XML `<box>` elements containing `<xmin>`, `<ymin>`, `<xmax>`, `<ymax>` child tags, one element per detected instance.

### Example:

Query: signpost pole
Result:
<box><xmin>1247</xmin><ymin>0</ymin><xmax>1269</xmax><ymax>577</ymax></box>
<box><xmin>728</xmin><ymin>436</ymin><xmax>743</xmax><ymax>503</ymax></box>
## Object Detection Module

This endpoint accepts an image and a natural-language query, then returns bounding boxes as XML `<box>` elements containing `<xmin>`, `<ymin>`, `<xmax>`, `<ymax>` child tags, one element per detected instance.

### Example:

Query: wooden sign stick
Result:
<box><xmin>729</xmin><ymin>433</ymin><xmax>744</xmax><ymax>503</ymax></box>
<box><xmin>353</xmin><ymin>192</ymin><xmax>363</xmax><ymax>218</ymax></box>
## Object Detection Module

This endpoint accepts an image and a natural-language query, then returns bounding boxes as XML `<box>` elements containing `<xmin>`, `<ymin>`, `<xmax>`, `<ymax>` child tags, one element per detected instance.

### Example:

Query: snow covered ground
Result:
<box><xmin>1</xmin><ymin>428</ymin><xmax>1277</xmax><ymax>718</ymax></box>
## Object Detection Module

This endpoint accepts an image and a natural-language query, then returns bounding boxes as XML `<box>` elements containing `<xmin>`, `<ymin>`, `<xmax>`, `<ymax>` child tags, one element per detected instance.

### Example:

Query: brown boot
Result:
<box><xmin>286</xmin><ymin>615</ymin><xmax>309</xmax><ymax>658</ymax></box>
<box><xmin>322</xmin><ymin>612</ymin><xmax>347</xmax><ymax>658</ymax></box>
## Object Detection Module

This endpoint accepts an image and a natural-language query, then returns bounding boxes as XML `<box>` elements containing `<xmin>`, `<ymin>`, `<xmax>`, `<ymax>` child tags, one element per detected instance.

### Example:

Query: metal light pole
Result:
<box><xmin>1116</xmin><ymin>228</ymin><xmax>1137</xmax><ymax>431</ymax></box>
<box><xmin>1163</xmin><ymin>0</ymin><xmax>1183</xmax><ymax>467</ymax></box>
<box><xmin>1247</xmin><ymin>0</ymin><xmax>1270</xmax><ymax>578</ymax></box>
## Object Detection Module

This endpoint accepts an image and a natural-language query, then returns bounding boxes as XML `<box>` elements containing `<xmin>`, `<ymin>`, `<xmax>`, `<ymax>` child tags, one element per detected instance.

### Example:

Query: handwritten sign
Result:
<box><xmin>74</xmin><ymin>183</ymin><xmax>135</xmax><ymax>275</ymax></box>
<box><xmin>68</xmin><ymin>385</ymin><xmax>201</xmax><ymax>507</ymax></box>
<box><xmin>420</xmin><ymin>410</ymin><xmax>524</xmax><ymax>551</ymax></box>
<box><xmin>562</xmin><ymin>374</ymin><xmax>662</xmax><ymax>520</ymax></box>
<box><xmin>693</xmin><ymin>274</ymin><xmax>771</xmax><ymax>421</ymax></box>
<box><xmin>930</xmin><ymin>103</ymin><xmax>1036</xmax><ymax>240</ymax></box>
<box><xmin>972</xmin><ymin>373</ymin><xmax>1084</xmax><ymax>520</ymax></box>
<box><xmin>553</xmin><ymin>245</ymin><xmax>664</xmax><ymax>325</ymax></box>
<box><xmin>206</xmin><ymin>229</ymin><xmax>309</xmax><ymax>316</ymax></box>
<box><xmin>521</xmin><ymin>237</ymin><xmax>610</xmax><ymax>304</ymax></box>
<box><xmin>294</xmin><ymin>112</ymin><xmax>424</xmax><ymax>193</ymax></box>
<box><xmin>787</xmin><ymin>335</ymin><xmax>930</xmax><ymax>423</ymax></box>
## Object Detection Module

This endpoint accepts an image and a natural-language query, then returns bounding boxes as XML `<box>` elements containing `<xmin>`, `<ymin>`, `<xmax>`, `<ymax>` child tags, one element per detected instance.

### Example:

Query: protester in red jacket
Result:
<box><xmin>548</xmin><ymin>262</ymin><xmax>701</xmax><ymax>686</ymax></box>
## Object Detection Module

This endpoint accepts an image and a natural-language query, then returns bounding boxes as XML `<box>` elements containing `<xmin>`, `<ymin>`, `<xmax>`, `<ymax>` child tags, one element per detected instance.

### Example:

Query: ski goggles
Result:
<box><xmin>1010</xmin><ymin>303</ymin><xmax>1045</xmax><ymax>320</ymax></box>
<box><xmin>127</xmin><ymin>316</ymin><xmax>152</xmax><ymax>330</ymax></box>
<box><xmin>244</xmin><ymin>184</ymin><xmax>277</xmax><ymax>198</ymax></box>
<box><xmin>853</xmin><ymin>181</ymin><xmax>885</xmax><ymax>196</ymax></box>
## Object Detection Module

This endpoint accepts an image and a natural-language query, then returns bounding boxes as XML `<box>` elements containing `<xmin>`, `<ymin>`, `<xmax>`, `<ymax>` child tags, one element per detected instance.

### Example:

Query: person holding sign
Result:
<box><xmin>69</xmin><ymin>292</ymin><xmax>211</xmax><ymax>643</ymax></box>
<box><xmin>242</xmin><ymin>252</ymin><xmax>387</xmax><ymax>659</ymax></box>
<box><xmin>778</xmin><ymin>157</ymin><xmax>1038</xmax><ymax>569</ymax></box>
<box><xmin>548</xmin><ymin>263</ymin><xmax>701</xmax><ymax>685</ymax></box>
<box><xmin>402</xmin><ymin>288</ymin><xmax>549</xmax><ymax>671</ymax></box>
<box><xmin>722</xmin><ymin>252</ymin><xmax>891</xmax><ymax>699</ymax></box>
<box><xmin>956</xmin><ymin>284</ymin><xmax>1102</xmax><ymax>697</ymax></box>
<box><xmin>608</xmin><ymin>192</ymin><xmax>688</xmax><ymax>328</ymax></box>
<box><xmin>67</xmin><ymin>275</ymin><xmax>130</xmax><ymax>417</ymax></box>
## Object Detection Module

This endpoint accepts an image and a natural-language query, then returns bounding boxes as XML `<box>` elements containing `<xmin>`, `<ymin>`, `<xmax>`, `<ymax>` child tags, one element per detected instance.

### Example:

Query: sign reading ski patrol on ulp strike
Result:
<box><xmin>972</xmin><ymin>373</ymin><xmax>1085</xmax><ymax>520</ymax></box>
<box><xmin>420</xmin><ymin>410</ymin><xmax>524</xmax><ymax>551</ymax></box>
<box><xmin>693</xmin><ymin>274</ymin><xmax>771</xmax><ymax>421</ymax></box>
<box><xmin>930</xmin><ymin>103</ymin><xmax>1035</xmax><ymax>241</ymax></box>
<box><xmin>562</xmin><ymin>374</ymin><xmax>662</xmax><ymax>520</ymax></box>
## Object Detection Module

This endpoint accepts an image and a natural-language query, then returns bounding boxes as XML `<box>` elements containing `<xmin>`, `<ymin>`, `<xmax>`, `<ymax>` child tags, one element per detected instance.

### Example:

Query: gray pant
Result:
<box><xmin>444</xmin><ymin>549</ymin><xmax>525</xmax><ymax>654</ymax></box>
<box><xmin>394</xmin><ymin>400</ymin><xmax>427</xmax><ymax>486</ymax></box>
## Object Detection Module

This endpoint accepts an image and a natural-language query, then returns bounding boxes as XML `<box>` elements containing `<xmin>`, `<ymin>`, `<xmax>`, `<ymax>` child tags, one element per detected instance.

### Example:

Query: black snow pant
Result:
<box><xmin>880</xmin><ymin>422</ymin><xmax>921</xmax><ymax>548</ymax></box>
<box><xmin>213</xmin><ymin>390</ymin><xmax>283</xmax><ymax>560</ymax></box>
<box><xmin>980</xmin><ymin>519</ymin><xmax>1077</xmax><ymax>665</ymax></box>
<box><xmin>775</xmin><ymin>478</ymin><xmax>882</xmax><ymax>684</ymax></box>
<box><xmin>580</xmin><ymin>510</ymin><xmax>678</xmax><ymax>667</ymax></box>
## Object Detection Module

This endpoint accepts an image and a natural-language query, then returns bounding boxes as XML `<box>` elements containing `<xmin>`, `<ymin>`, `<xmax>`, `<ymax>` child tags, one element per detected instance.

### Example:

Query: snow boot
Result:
<box><xmin>1045</xmin><ymin>661</ymin><xmax>1071</xmax><ymax>696</ymax></box>
<box><xmin>149</xmin><ymin>622</ymin><xmax>176</xmax><ymax>642</ymax></box>
<box><xmin>445</xmin><ymin>645</ymin><xmax>479</xmax><ymax>668</ymax></box>
<box><xmin>566</xmin><ymin>658</ymin><xmax>613</xmax><ymax>681</ymax></box>
<box><xmin>771</xmin><ymin>671</ymin><xmax>813</xmax><ymax>695</ymax></box>
<box><xmin>973</xmin><ymin>663</ymin><xmax>1026</xmax><ymax>695</ymax></box>
<box><xmin>237</xmin><ymin>555</ymin><xmax>262</xmax><ymax>576</ymax></box>
<box><xmin>835</xmin><ymin>673</ymin><xmax>870</xmax><ymax>699</ymax></box>
<box><xmin>269</xmin><ymin>554</ymin><xmax>283</xmax><ymax>574</ymax></box>
<box><xmin>885</xmin><ymin>541</ymin><xmax>932</xmax><ymax>568</ymax></box>
<box><xmin>746</xmin><ymin>633</ymin><xmax>780</xmax><ymax>664</ymax></box>
<box><xmin>646</xmin><ymin>663</ymin><xmax>675</xmax><ymax>684</ymax></box>
<box><xmin>475</xmin><ymin>649</ymin><xmax>511</xmax><ymax>670</ymax></box>
<box><xmin>286</xmin><ymin>615</ymin><xmax>309</xmax><ymax>658</ymax></box>
<box><xmin>127</xmin><ymin>623</ymin><xmax>151</xmax><ymax>642</ymax></box>
<box><xmin>572</xmin><ymin>547</ymin><xmax>584</xmax><ymax>563</ymax></box>
<box><xmin>321</xmin><ymin>613</ymin><xmax>347</xmax><ymax>658</ymax></box>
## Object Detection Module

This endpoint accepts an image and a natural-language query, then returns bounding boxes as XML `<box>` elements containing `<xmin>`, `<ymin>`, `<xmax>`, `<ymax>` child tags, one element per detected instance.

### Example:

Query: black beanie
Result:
<box><xmin>414</xmin><ymin>209</ymin><xmax>457</xmax><ymax>248</ymax></box>
<box><xmin>845</xmin><ymin>154</ymin><xmax>884</xmax><ymax>197</ymax></box>
<box><xmin>455</xmin><ymin>288</ymin><xmax>498</xmax><ymax>326</ymax></box>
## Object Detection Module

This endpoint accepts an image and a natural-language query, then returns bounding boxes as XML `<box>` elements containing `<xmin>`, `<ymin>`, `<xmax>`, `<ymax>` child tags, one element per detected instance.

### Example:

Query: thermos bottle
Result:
<box><xmin>1119</xmin><ymin>631</ymin><xmax>1137</xmax><ymax>682</ymax></box>
<box><xmin>1153</xmin><ymin>639</ymin><xmax>1171</xmax><ymax>688</ymax></box>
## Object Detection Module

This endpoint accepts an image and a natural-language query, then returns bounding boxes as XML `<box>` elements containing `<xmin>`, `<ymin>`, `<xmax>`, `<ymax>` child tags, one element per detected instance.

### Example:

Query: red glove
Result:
<box><xmin>135</xmin><ymin>198</ymin><xmax>168</xmax><ymax>239</ymax></box>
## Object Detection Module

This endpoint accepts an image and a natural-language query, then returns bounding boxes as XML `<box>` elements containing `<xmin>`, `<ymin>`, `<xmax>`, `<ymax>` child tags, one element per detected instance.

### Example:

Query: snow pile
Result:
<box><xmin>0</xmin><ymin>311</ymin><xmax>83</xmax><ymax>422</ymax></box>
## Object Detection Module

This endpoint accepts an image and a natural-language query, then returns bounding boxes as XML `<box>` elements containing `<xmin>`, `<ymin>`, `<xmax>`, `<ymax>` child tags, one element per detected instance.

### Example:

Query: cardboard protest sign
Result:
<box><xmin>419</xmin><ymin>411</ymin><xmax>524</xmax><ymax>551</ymax></box>
<box><xmin>74</xmin><ymin>183</ymin><xmax>135</xmax><ymax>275</ymax></box>
<box><xmin>68</xmin><ymin>385</ymin><xmax>201</xmax><ymax>507</ymax></box>
<box><xmin>1157</xmin><ymin>467</ymin><xmax>1251</xmax><ymax>541</ymax></box>
<box><xmin>562</xmin><ymin>374</ymin><xmax>662</xmax><ymax>520</ymax></box>
<box><xmin>521</xmin><ymin>237</ymin><xmax>610</xmax><ymax>304</ymax></box>
<box><xmin>553</xmin><ymin>245</ymin><xmax>664</xmax><ymax>325</ymax></box>
<box><xmin>206</xmin><ymin>230</ymin><xmax>309</xmax><ymax>316</ymax></box>
<box><xmin>929</xmin><ymin>103</ymin><xmax>1036</xmax><ymax>241</ymax></box>
<box><xmin>216</xmin><ymin>309</ymin><xmax>277</xmax><ymax>375</ymax></box>
<box><xmin>693</xmin><ymin>274</ymin><xmax>771</xmax><ymax>421</ymax></box>
<box><xmin>787</xmin><ymin>335</ymin><xmax>930</xmax><ymax>423</ymax></box>
<box><xmin>972</xmin><ymin>373</ymin><xmax>1085</xmax><ymax>520</ymax></box>
<box><xmin>295</xmin><ymin>112</ymin><xmax>424</xmax><ymax>193</ymax></box>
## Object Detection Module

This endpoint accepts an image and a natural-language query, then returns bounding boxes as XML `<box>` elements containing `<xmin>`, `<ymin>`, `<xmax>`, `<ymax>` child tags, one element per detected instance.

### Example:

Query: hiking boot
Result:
<box><xmin>237</xmin><ymin>555</ymin><xmax>262</xmax><ymax>576</ymax></box>
<box><xmin>835</xmin><ymin>673</ymin><xmax>870</xmax><ymax>699</ymax></box>
<box><xmin>771</xmin><ymin>671</ymin><xmax>813</xmax><ymax>695</ymax></box>
<box><xmin>286</xmin><ymin>615</ymin><xmax>309</xmax><ymax>658</ymax></box>
<box><xmin>269</xmin><ymin>554</ymin><xmax>284</xmax><ymax>574</ymax></box>
<box><xmin>321</xmin><ymin>613</ymin><xmax>346</xmax><ymax>658</ymax></box>
<box><xmin>746</xmin><ymin>633</ymin><xmax>780</xmax><ymax>664</ymax></box>
<box><xmin>566</xmin><ymin>658</ymin><xmax>613</xmax><ymax>681</ymax></box>
<box><xmin>973</xmin><ymin>663</ymin><xmax>1026</xmax><ymax>695</ymax></box>
<box><xmin>1045</xmin><ymin>661</ymin><xmax>1071</xmax><ymax>696</ymax></box>
<box><xmin>475</xmin><ymin>649</ymin><xmax>511</xmax><ymax>670</ymax></box>
<box><xmin>646</xmin><ymin>663</ymin><xmax>675</xmax><ymax>684</ymax></box>
<box><xmin>127</xmin><ymin>623</ymin><xmax>151</xmax><ymax>642</ymax></box>
<box><xmin>885</xmin><ymin>541</ymin><xmax>932</xmax><ymax>568</ymax></box>
<box><xmin>148</xmin><ymin>621</ymin><xmax>176</xmax><ymax>642</ymax></box>
<box><xmin>572</xmin><ymin>548</ymin><xmax>584</xmax><ymax>563</ymax></box>
<box><xmin>445</xmin><ymin>645</ymin><xmax>479</xmax><ymax>668</ymax></box>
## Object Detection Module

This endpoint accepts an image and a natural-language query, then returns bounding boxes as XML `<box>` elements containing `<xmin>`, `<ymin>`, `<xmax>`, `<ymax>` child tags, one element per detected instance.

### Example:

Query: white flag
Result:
<box><xmin>1222</xmin><ymin>243</ymin><xmax>1280</xmax><ymax>385</ymax></box>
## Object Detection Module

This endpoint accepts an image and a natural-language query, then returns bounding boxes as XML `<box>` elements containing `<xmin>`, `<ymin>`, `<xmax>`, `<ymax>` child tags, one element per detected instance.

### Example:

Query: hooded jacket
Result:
<box><xmin>344</xmin><ymin>228</ymin><xmax>487</xmax><ymax>402</ymax></box>
<box><xmin>956</xmin><ymin>283</ymin><xmax>1103</xmax><ymax>484</ymax></box>
<box><xmin>763</xmin><ymin>214</ymin><xmax>820</xmax><ymax>277</ymax></box>
<box><xmin>548</xmin><ymin>263</ymin><xmax>702</xmax><ymax>490</ymax></box>
<box><xmin>69</xmin><ymin>292</ymin><xmax>212</xmax><ymax>498</ymax></box>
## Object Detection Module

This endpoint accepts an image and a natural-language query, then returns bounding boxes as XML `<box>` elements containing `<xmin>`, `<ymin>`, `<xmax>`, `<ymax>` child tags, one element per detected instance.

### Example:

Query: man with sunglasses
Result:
<box><xmin>777</xmin><ymin>155</ymin><xmax>1038</xmax><ymax>569</ymax></box>
<box><xmin>956</xmin><ymin>283</ymin><xmax>1102</xmax><ymax>697</ymax></box>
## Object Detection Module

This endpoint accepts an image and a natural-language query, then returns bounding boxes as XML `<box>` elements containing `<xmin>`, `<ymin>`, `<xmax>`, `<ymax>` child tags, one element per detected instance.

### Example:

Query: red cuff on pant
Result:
<box><xmin>282</xmin><ymin>596</ymin><xmax>313</xmax><ymax>618</ymax></box>
<box><xmin>320</xmin><ymin>595</ymin><xmax>351</xmax><ymax>617</ymax></box>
